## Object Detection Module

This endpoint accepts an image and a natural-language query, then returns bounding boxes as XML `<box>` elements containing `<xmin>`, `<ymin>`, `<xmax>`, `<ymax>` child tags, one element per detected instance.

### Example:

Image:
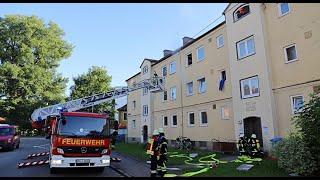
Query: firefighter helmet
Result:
<box><xmin>251</xmin><ymin>134</ymin><xmax>257</xmax><ymax>138</ymax></box>
<box><xmin>153</xmin><ymin>129</ymin><xmax>159</xmax><ymax>135</ymax></box>
<box><xmin>158</xmin><ymin>128</ymin><xmax>164</xmax><ymax>133</ymax></box>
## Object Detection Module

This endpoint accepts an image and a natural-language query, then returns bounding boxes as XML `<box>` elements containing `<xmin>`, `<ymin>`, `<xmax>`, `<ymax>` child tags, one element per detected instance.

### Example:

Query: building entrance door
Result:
<box><xmin>243</xmin><ymin>116</ymin><xmax>263</xmax><ymax>147</ymax></box>
<box><xmin>142</xmin><ymin>125</ymin><xmax>148</xmax><ymax>143</ymax></box>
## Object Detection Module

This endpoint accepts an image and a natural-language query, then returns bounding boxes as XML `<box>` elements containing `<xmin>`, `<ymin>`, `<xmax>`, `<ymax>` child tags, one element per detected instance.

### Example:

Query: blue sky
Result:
<box><xmin>1</xmin><ymin>3</ymin><xmax>227</xmax><ymax>107</ymax></box>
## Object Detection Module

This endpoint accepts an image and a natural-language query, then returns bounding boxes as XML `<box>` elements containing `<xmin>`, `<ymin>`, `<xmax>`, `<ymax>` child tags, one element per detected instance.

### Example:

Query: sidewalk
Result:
<box><xmin>111</xmin><ymin>151</ymin><xmax>150</xmax><ymax>177</ymax></box>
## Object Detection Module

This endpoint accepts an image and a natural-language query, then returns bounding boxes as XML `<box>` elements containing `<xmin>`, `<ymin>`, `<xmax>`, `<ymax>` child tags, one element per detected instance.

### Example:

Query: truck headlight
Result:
<box><xmin>57</xmin><ymin>148</ymin><xmax>64</xmax><ymax>154</ymax></box>
<box><xmin>101</xmin><ymin>149</ymin><xmax>108</xmax><ymax>154</ymax></box>
<box><xmin>51</xmin><ymin>160</ymin><xmax>62</xmax><ymax>165</ymax></box>
<box><xmin>101</xmin><ymin>159</ymin><xmax>110</xmax><ymax>164</ymax></box>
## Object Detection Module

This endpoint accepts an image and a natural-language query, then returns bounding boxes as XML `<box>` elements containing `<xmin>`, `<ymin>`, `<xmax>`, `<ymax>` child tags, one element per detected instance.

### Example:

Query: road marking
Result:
<box><xmin>33</xmin><ymin>144</ymin><xmax>50</xmax><ymax>150</ymax></box>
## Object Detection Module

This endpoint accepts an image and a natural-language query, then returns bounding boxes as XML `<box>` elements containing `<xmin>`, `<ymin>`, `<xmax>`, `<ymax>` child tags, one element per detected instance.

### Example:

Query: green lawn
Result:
<box><xmin>114</xmin><ymin>142</ymin><xmax>288</xmax><ymax>177</ymax></box>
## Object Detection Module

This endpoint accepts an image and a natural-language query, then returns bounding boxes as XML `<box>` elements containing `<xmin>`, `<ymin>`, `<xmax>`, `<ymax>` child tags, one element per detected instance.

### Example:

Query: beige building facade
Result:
<box><xmin>125</xmin><ymin>3</ymin><xmax>320</xmax><ymax>152</ymax></box>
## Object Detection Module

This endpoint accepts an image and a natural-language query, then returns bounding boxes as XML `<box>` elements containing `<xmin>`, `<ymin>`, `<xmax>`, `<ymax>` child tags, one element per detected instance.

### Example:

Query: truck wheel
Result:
<box><xmin>50</xmin><ymin>168</ymin><xmax>58</xmax><ymax>174</ymax></box>
<box><xmin>95</xmin><ymin>167</ymin><xmax>105</xmax><ymax>173</ymax></box>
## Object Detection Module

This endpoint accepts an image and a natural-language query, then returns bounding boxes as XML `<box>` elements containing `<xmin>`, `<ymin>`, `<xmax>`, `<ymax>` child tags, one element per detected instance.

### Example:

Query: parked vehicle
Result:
<box><xmin>0</xmin><ymin>124</ymin><xmax>20</xmax><ymax>151</ymax></box>
<box><xmin>175</xmin><ymin>136</ymin><xmax>193</xmax><ymax>151</ymax></box>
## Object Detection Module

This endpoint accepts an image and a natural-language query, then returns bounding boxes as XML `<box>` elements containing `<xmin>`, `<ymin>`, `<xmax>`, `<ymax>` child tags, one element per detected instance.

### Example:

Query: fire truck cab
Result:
<box><xmin>47</xmin><ymin>112</ymin><xmax>115</xmax><ymax>174</ymax></box>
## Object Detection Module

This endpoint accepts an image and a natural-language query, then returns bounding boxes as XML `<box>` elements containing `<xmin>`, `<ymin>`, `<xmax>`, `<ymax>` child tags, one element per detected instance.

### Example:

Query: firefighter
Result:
<box><xmin>111</xmin><ymin>120</ymin><xmax>119</xmax><ymax>150</ymax></box>
<box><xmin>237</xmin><ymin>133</ymin><xmax>246</xmax><ymax>156</ymax></box>
<box><xmin>248</xmin><ymin>134</ymin><xmax>263</xmax><ymax>157</ymax></box>
<box><xmin>146</xmin><ymin>129</ymin><xmax>160</xmax><ymax>177</ymax></box>
<box><xmin>157</xmin><ymin>128</ymin><xmax>168</xmax><ymax>177</ymax></box>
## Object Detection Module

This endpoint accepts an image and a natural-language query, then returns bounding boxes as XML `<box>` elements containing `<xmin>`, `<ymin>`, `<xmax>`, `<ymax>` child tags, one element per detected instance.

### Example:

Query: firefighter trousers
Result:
<box><xmin>150</xmin><ymin>155</ymin><xmax>158</xmax><ymax>177</ymax></box>
<box><xmin>157</xmin><ymin>155</ymin><xmax>167</xmax><ymax>177</ymax></box>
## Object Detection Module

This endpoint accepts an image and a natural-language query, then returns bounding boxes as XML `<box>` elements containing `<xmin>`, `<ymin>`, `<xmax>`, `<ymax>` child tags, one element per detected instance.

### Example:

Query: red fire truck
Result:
<box><xmin>30</xmin><ymin>77</ymin><xmax>164</xmax><ymax>174</ymax></box>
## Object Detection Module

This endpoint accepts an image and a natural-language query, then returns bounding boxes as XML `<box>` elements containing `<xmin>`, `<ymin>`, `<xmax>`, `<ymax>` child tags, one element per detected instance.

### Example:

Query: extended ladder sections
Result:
<box><xmin>31</xmin><ymin>76</ymin><xmax>165</xmax><ymax>122</ymax></box>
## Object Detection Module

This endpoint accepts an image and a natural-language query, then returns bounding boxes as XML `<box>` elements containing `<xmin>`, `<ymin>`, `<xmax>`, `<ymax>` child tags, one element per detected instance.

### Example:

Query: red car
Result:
<box><xmin>0</xmin><ymin>124</ymin><xmax>20</xmax><ymax>151</ymax></box>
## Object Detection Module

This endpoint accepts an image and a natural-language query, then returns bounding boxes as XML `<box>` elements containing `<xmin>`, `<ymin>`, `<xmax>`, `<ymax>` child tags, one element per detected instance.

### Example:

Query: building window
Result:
<box><xmin>171</xmin><ymin>115</ymin><xmax>177</xmax><ymax>127</ymax></box>
<box><xmin>186</xmin><ymin>81</ymin><xmax>193</xmax><ymax>96</ymax></box>
<box><xmin>236</xmin><ymin>36</ymin><xmax>255</xmax><ymax>60</ymax></box>
<box><xmin>291</xmin><ymin>95</ymin><xmax>304</xmax><ymax>114</ymax></box>
<box><xmin>162</xmin><ymin>90</ymin><xmax>168</xmax><ymax>101</ymax></box>
<box><xmin>142</xmin><ymin>66</ymin><xmax>148</xmax><ymax>74</ymax></box>
<box><xmin>162</xmin><ymin>66</ymin><xmax>167</xmax><ymax>76</ymax></box>
<box><xmin>198</xmin><ymin>77</ymin><xmax>206</xmax><ymax>94</ymax></box>
<box><xmin>216</xmin><ymin>35</ymin><xmax>224</xmax><ymax>48</ymax></box>
<box><xmin>186</xmin><ymin>53</ymin><xmax>192</xmax><ymax>67</ymax></box>
<box><xmin>199</xmin><ymin>111</ymin><xmax>208</xmax><ymax>126</ymax></box>
<box><xmin>132</xmin><ymin>120</ymin><xmax>136</xmax><ymax>129</ymax></box>
<box><xmin>233</xmin><ymin>4</ymin><xmax>250</xmax><ymax>22</ymax></box>
<box><xmin>124</xmin><ymin>113</ymin><xmax>127</xmax><ymax>120</ymax></box>
<box><xmin>284</xmin><ymin>44</ymin><xmax>298</xmax><ymax>63</ymax></box>
<box><xmin>221</xmin><ymin>106</ymin><xmax>230</xmax><ymax>120</ymax></box>
<box><xmin>143</xmin><ymin>87</ymin><xmax>148</xmax><ymax>95</ymax></box>
<box><xmin>240</xmin><ymin>76</ymin><xmax>260</xmax><ymax>99</ymax></box>
<box><xmin>163</xmin><ymin>116</ymin><xmax>168</xmax><ymax>127</ymax></box>
<box><xmin>219</xmin><ymin>70</ymin><xmax>226</xmax><ymax>91</ymax></box>
<box><xmin>278</xmin><ymin>3</ymin><xmax>290</xmax><ymax>17</ymax></box>
<box><xmin>170</xmin><ymin>86</ymin><xmax>177</xmax><ymax>100</ymax></box>
<box><xmin>132</xmin><ymin>101</ymin><xmax>136</xmax><ymax>109</ymax></box>
<box><xmin>188</xmin><ymin>112</ymin><xmax>195</xmax><ymax>126</ymax></box>
<box><xmin>197</xmin><ymin>46</ymin><xmax>205</xmax><ymax>61</ymax></box>
<box><xmin>169</xmin><ymin>61</ymin><xmax>176</xmax><ymax>74</ymax></box>
<box><xmin>143</xmin><ymin>105</ymin><xmax>148</xmax><ymax>116</ymax></box>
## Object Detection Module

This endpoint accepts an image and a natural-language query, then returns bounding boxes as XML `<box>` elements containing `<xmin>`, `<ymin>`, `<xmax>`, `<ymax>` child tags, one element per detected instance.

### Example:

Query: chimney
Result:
<box><xmin>163</xmin><ymin>49</ymin><xmax>174</xmax><ymax>57</ymax></box>
<box><xmin>183</xmin><ymin>37</ymin><xmax>194</xmax><ymax>46</ymax></box>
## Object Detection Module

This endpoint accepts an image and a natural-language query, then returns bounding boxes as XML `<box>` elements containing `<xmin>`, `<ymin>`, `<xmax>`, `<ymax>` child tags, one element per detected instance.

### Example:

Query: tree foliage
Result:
<box><xmin>272</xmin><ymin>94</ymin><xmax>320</xmax><ymax>176</ymax></box>
<box><xmin>69</xmin><ymin>66</ymin><xmax>113</xmax><ymax>113</ymax></box>
<box><xmin>0</xmin><ymin>15</ymin><xmax>73</xmax><ymax>129</ymax></box>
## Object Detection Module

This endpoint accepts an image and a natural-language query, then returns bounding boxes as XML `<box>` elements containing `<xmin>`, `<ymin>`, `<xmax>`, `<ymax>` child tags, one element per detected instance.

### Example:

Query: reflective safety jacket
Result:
<box><xmin>147</xmin><ymin>136</ymin><xmax>159</xmax><ymax>156</ymax></box>
<box><xmin>158</xmin><ymin>136</ymin><xmax>168</xmax><ymax>156</ymax></box>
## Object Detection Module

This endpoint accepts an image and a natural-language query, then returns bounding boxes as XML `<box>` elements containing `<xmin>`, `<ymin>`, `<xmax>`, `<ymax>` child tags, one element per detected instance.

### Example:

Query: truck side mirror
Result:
<box><xmin>114</xmin><ymin>121</ymin><xmax>119</xmax><ymax>130</ymax></box>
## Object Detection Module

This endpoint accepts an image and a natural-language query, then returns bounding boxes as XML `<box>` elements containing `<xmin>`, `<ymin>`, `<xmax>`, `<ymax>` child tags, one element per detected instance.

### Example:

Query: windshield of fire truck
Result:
<box><xmin>0</xmin><ymin>127</ymin><xmax>14</xmax><ymax>136</ymax></box>
<box><xmin>57</xmin><ymin>116</ymin><xmax>109</xmax><ymax>138</ymax></box>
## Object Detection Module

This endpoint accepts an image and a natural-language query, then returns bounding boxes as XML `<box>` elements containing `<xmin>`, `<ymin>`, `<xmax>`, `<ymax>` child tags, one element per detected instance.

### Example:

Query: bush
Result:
<box><xmin>274</xmin><ymin>134</ymin><xmax>318</xmax><ymax>176</ymax></box>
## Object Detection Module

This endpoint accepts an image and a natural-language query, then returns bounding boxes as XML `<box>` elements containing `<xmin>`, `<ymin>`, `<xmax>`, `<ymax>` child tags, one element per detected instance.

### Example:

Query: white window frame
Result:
<box><xmin>162</xmin><ymin>65</ymin><xmax>167</xmax><ymax>76</ymax></box>
<box><xmin>216</xmin><ymin>34</ymin><xmax>224</xmax><ymax>48</ymax></box>
<box><xmin>170</xmin><ymin>86</ymin><xmax>177</xmax><ymax>101</ymax></box>
<box><xmin>171</xmin><ymin>115</ymin><xmax>178</xmax><ymax>128</ymax></box>
<box><xmin>132</xmin><ymin>120</ymin><xmax>136</xmax><ymax>129</ymax></box>
<box><xmin>142</xmin><ymin>66</ymin><xmax>148</xmax><ymax>74</ymax></box>
<box><xmin>187</xmin><ymin>112</ymin><xmax>195</xmax><ymax>127</ymax></box>
<box><xmin>196</xmin><ymin>46</ymin><xmax>205</xmax><ymax>61</ymax></box>
<box><xmin>199</xmin><ymin>111</ymin><xmax>208</xmax><ymax>127</ymax></box>
<box><xmin>284</xmin><ymin>44</ymin><xmax>298</xmax><ymax>63</ymax></box>
<box><xmin>162</xmin><ymin>116</ymin><xmax>168</xmax><ymax>127</ymax></box>
<box><xmin>185</xmin><ymin>53</ymin><xmax>193</xmax><ymax>67</ymax></box>
<box><xmin>233</xmin><ymin>4</ymin><xmax>250</xmax><ymax>22</ymax></box>
<box><xmin>240</xmin><ymin>76</ymin><xmax>260</xmax><ymax>99</ymax></box>
<box><xmin>143</xmin><ymin>87</ymin><xmax>148</xmax><ymax>95</ymax></box>
<box><xmin>278</xmin><ymin>3</ymin><xmax>291</xmax><ymax>17</ymax></box>
<box><xmin>198</xmin><ymin>77</ymin><xmax>206</xmax><ymax>94</ymax></box>
<box><xmin>236</xmin><ymin>35</ymin><xmax>255</xmax><ymax>60</ymax></box>
<box><xmin>169</xmin><ymin>61</ymin><xmax>176</xmax><ymax>74</ymax></box>
<box><xmin>221</xmin><ymin>106</ymin><xmax>230</xmax><ymax>120</ymax></box>
<box><xmin>290</xmin><ymin>95</ymin><xmax>304</xmax><ymax>114</ymax></box>
<box><xmin>162</xmin><ymin>90</ymin><xmax>168</xmax><ymax>102</ymax></box>
<box><xmin>186</xmin><ymin>81</ymin><xmax>194</xmax><ymax>96</ymax></box>
<box><xmin>143</xmin><ymin>105</ymin><xmax>148</xmax><ymax>116</ymax></box>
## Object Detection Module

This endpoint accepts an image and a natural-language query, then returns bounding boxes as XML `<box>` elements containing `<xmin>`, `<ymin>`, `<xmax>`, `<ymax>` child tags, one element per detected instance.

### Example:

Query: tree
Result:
<box><xmin>0</xmin><ymin>15</ymin><xmax>73</xmax><ymax>130</ymax></box>
<box><xmin>69</xmin><ymin>66</ymin><xmax>113</xmax><ymax>113</ymax></box>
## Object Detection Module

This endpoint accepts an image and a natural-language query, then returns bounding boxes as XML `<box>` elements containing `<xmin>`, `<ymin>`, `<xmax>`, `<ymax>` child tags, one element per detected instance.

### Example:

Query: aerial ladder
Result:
<box><xmin>30</xmin><ymin>76</ymin><xmax>165</xmax><ymax>126</ymax></box>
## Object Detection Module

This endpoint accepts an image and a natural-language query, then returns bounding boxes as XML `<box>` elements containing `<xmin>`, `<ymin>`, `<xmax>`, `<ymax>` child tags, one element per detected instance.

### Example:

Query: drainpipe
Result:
<box><xmin>178</xmin><ymin>51</ymin><xmax>184</xmax><ymax>138</ymax></box>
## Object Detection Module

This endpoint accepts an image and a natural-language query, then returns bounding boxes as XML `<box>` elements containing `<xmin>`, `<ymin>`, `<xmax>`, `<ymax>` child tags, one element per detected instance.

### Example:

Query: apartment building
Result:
<box><xmin>125</xmin><ymin>3</ymin><xmax>320</xmax><ymax>152</ymax></box>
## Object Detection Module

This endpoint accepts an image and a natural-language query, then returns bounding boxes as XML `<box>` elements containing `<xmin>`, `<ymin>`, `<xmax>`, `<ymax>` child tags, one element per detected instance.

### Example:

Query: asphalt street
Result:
<box><xmin>0</xmin><ymin>137</ymin><xmax>123</xmax><ymax>177</ymax></box>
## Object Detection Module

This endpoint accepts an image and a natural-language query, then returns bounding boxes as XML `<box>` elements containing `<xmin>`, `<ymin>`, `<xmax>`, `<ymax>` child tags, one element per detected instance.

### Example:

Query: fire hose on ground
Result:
<box><xmin>163</xmin><ymin>152</ymin><xmax>262</xmax><ymax>177</ymax></box>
